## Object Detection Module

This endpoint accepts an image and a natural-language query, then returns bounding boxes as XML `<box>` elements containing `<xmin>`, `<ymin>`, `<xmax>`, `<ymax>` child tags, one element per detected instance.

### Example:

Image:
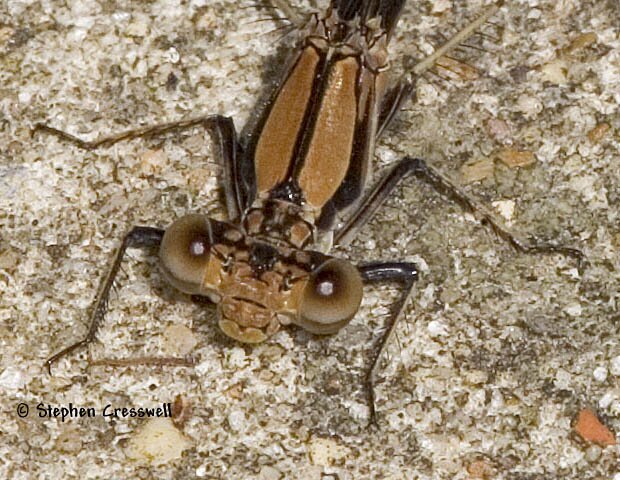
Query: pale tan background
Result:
<box><xmin>1</xmin><ymin>0</ymin><xmax>619</xmax><ymax>478</ymax></box>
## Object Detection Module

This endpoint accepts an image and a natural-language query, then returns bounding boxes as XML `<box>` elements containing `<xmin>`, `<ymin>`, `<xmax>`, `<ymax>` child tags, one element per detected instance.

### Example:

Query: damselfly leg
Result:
<box><xmin>45</xmin><ymin>226</ymin><xmax>164</xmax><ymax>373</ymax></box>
<box><xmin>333</xmin><ymin>153</ymin><xmax>584</xmax><ymax>421</ymax></box>
<box><xmin>335</xmin><ymin>156</ymin><xmax>584</xmax><ymax>264</ymax></box>
<box><xmin>358</xmin><ymin>262</ymin><xmax>418</xmax><ymax>425</ymax></box>
<box><xmin>37</xmin><ymin>115</ymin><xmax>244</xmax><ymax>371</ymax></box>
<box><xmin>33</xmin><ymin>115</ymin><xmax>246</xmax><ymax>219</ymax></box>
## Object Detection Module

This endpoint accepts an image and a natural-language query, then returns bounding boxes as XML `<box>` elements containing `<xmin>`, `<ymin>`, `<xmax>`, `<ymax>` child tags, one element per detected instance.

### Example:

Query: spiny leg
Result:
<box><xmin>335</xmin><ymin>156</ymin><xmax>584</xmax><ymax>264</ymax></box>
<box><xmin>412</xmin><ymin>1</ymin><xmax>503</xmax><ymax>78</ymax></box>
<box><xmin>34</xmin><ymin>114</ymin><xmax>248</xmax><ymax>220</ymax></box>
<box><xmin>266</xmin><ymin>0</ymin><xmax>305</xmax><ymax>28</ymax></box>
<box><xmin>206</xmin><ymin>116</ymin><xmax>249</xmax><ymax>221</ymax></box>
<box><xmin>376</xmin><ymin>80</ymin><xmax>414</xmax><ymax>139</ymax></box>
<box><xmin>46</xmin><ymin>226</ymin><xmax>164</xmax><ymax>374</ymax></box>
<box><xmin>375</xmin><ymin>2</ymin><xmax>503</xmax><ymax>136</ymax></box>
<box><xmin>359</xmin><ymin>262</ymin><xmax>418</xmax><ymax>426</ymax></box>
<box><xmin>89</xmin><ymin>356</ymin><xmax>194</xmax><ymax>368</ymax></box>
<box><xmin>33</xmin><ymin>115</ymin><xmax>227</xmax><ymax>150</ymax></box>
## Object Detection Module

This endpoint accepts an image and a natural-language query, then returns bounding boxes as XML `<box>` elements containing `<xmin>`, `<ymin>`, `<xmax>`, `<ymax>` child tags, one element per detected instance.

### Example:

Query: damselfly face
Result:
<box><xmin>158</xmin><ymin>214</ymin><xmax>363</xmax><ymax>343</ymax></box>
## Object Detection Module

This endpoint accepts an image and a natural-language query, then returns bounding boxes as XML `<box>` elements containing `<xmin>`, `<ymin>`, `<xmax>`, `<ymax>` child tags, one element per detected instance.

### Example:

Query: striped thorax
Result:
<box><xmin>159</xmin><ymin>3</ymin><xmax>399</xmax><ymax>343</ymax></box>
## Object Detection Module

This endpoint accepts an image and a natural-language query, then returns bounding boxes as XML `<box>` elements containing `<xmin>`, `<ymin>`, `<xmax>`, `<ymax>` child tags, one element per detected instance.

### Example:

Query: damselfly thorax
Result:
<box><xmin>39</xmin><ymin>0</ymin><xmax>581</xmax><ymax>423</ymax></box>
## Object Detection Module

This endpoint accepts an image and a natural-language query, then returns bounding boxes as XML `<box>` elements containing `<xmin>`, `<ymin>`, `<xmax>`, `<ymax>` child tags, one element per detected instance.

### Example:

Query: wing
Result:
<box><xmin>243</xmin><ymin>0</ymin><xmax>407</xmax><ymax>230</ymax></box>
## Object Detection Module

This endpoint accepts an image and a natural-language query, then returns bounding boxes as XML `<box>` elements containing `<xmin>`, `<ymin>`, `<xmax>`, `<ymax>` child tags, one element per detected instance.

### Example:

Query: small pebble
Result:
<box><xmin>161</xmin><ymin>324</ymin><xmax>197</xmax><ymax>356</ymax></box>
<box><xmin>55</xmin><ymin>429</ymin><xmax>83</xmax><ymax>454</ymax></box>
<box><xmin>610</xmin><ymin>356</ymin><xmax>620</xmax><ymax>376</ymax></box>
<box><xmin>598</xmin><ymin>392</ymin><xmax>616</xmax><ymax>410</ymax></box>
<box><xmin>427</xmin><ymin>320</ymin><xmax>449</xmax><ymax>337</ymax></box>
<box><xmin>125</xmin><ymin>418</ymin><xmax>191</xmax><ymax>465</ymax></box>
<box><xmin>140</xmin><ymin>149</ymin><xmax>168</xmax><ymax>176</ymax></box>
<box><xmin>516</xmin><ymin>94</ymin><xmax>543</xmax><ymax>117</ymax></box>
<box><xmin>0</xmin><ymin>367</ymin><xmax>27</xmax><ymax>390</ymax></box>
<box><xmin>307</xmin><ymin>437</ymin><xmax>349</xmax><ymax>467</ymax></box>
<box><xmin>183</xmin><ymin>133</ymin><xmax>208</xmax><ymax>152</ymax></box>
<box><xmin>126</xmin><ymin>19</ymin><xmax>149</xmax><ymax>37</ymax></box>
<box><xmin>565</xmin><ymin>32</ymin><xmax>598</xmax><ymax>55</ymax></box>
<box><xmin>574</xmin><ymin>409</ymin><xmax>616</xmax><ymax>447</ymax></box>
<box><xmin>259</xmin><ymin>465</ymin><xmax>283</xmax><ymax>480</ymax></box>
<box><xmin>587</xmin><ymin>123</ymin><xmax>611</xmax><ymax>143</ymax></box>
<box><xmin>491</xmin><ymin>200</ymin><xmax>515</xmax><ymax>222</ymax></box>
<box><xmin>495</xmin><ymin>148</ymin><xmax>536</xmax><ymax>168</ymax></box>
<box><xmin>486</xmin><ymin>118</ymin><xmax>512</xmax><ymax>144</ymax></box>
<box><xmin>0</xmin><ymin>26</ymin><xmax>14</xmax><ymax>47</ymax></box>
<box><xmin>431</xmin><ymin>0</ymin><xmax>451</xmax><ymax>13</ymax></box>
<box><xmin>464</xmin><ymin>370</ymin><xmax>488</xmax><ymax>385</ymax></box>
<box><xmin>467</xmin><ymin>459</ymin><xmax>496</xmax><ymax>479</ymax></box>
<box><xmin>585</xmin><ymin>445</ymin><xmax>602</xmax><ymax>462</ymax></box>
<box><xmin>460</xmin><ymin>158</ymin><xmax>495</xmax><ymax>184</ymax></box>
<box><xmin>226</xmin><ymin>382</ymin><xmax>244</xmax><ymax>400</ymax></box>
<box><xmin>540</xmin><ymin>59</ymin><xmax>568</xmax><ymax>84</ymax></box>
<box><xmin>593</xmin><ymin>366</ymin><xmax>608</xmax><ymax>383</ymax></box>
<box><xmin>227</xmin><ymin>409</ymin><xmax>246</xmax><ymax>432</ymax></box>
<box><xmin>564</xmin><ymin>303</ymin><xmax>582</xmax><ymax>317</ymax></box>
<box><xmin>171</xmin><ymin>395</ymin><xmax>191</xmax><ymax>428</ymax></box>
<box><xmin>0</xmin><ymin>249</ymin><xmax>19</xmax><ymax>270</ymax></box>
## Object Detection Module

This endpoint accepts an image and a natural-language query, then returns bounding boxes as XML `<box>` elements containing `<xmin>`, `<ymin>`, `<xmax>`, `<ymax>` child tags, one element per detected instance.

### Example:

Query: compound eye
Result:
<box><xmin>159</xmin><ymin>214</ymin><xmax>212</xmax><ymax>294</ymax></box>
<box><xmin>296</xmin><ymin>258</ymin><xmax>363</xmax><ymax>334</ymax></box>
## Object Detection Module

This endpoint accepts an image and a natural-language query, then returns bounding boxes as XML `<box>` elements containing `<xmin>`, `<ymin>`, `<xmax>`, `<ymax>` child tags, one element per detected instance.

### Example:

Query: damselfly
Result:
<box><xmin>38</xmin><ymin>0</ymin><xmax>582</xmax><ymax>423</ymax></box>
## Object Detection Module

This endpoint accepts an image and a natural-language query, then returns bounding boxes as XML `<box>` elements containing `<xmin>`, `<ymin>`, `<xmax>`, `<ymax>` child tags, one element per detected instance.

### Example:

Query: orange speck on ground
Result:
<box><xmin>575</xmin><ymin>408</ymin><xmax>616</xmax><ymax>446</ymax></box>
<box><xmin>565</xmin><ymin>32</ymin><xmax>598</xmax><ymax>55</ymax></box>
<box><xmin>587</xmin><ymin>122</ymin><xmax>611</xmax><ymax>143</ymax></box>
<box><xmin>495</xmin><ymin>148</ymin><xmax>536</xmax><ymax>168</ymax></box>
<box><xmin>467</xmin><ymin>459</ymin><xmax>496</xmax><ymax>479</ymax></box>
<box><xmin>460</xmin><ymin>158</ymin><xmax>495</xmax><ymax>184</ymax></box>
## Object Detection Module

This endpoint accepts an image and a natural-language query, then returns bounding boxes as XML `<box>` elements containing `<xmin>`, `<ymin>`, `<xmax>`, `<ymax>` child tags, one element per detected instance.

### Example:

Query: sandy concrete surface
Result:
<box><xmin>1</xmin><ymin>0</ymin><xmax>619</xmax><ymax>478</ymax></box>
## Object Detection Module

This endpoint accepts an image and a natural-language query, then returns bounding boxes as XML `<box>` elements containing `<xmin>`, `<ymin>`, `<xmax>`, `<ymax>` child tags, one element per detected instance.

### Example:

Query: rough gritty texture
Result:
<box><xmin>1</xmin><ymin>0</ymin><xmax>619</xmax><ymax>478</ymax></box>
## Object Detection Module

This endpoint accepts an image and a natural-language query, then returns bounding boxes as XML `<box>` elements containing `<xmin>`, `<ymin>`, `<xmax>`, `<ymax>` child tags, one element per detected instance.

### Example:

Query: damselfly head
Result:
<box><xmin>158</xmin><ymin>214</ymin><xmax>363</xmax><ymax>342</ymax></box>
